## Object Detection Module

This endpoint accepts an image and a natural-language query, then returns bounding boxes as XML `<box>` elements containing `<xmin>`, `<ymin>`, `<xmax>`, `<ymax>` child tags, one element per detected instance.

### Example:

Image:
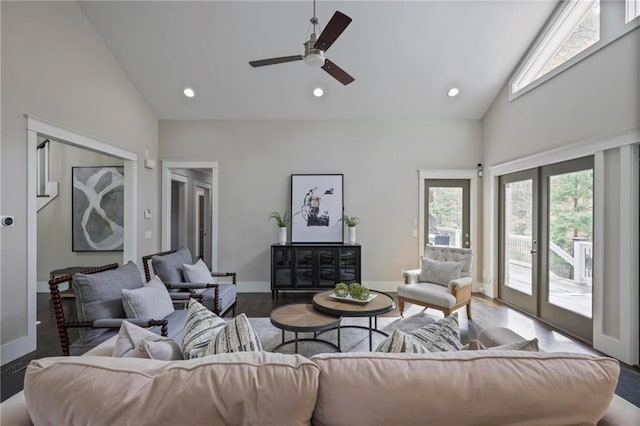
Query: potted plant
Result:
<box><xmin>339</xmin><ymin>214</ymin><xmax>360</xmax><ymax>244</ymax></box>
<box><xmin>268</xmin><ymin>211</ymin><xmax>289</xmax><ymax>244</ymax></box>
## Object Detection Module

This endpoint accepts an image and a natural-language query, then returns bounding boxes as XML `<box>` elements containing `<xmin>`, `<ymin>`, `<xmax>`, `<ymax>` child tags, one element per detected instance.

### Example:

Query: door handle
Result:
<box><xmin>530</xmin><ymin>239</ymin><xmax>537</xmax><ymax>255</ymax></box>
<box><xmin>530</xmin><ymin>248</ymin><xmax>537</xmax><ymax>255</ymax></box>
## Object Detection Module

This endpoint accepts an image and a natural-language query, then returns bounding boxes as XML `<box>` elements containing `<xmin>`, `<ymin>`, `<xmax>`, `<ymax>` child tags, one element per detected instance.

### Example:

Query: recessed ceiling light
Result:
<box><xmin>313</xmin><ymin>87</ymin><xmax>324</xmax><ymax>97</ymax></box>
<box><xmin>448</xmin><ymin>87</ymin><xmax>460</xmax><ymax>97</ymax></box>
<box><xmin>183</xmin><ymin>87</ymin><xmax>195</xmax><ymax>98</ymax></box>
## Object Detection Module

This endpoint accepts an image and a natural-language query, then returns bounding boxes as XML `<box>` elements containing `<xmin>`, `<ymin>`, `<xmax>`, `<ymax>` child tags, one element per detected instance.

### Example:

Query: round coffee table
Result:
<box><xmin>270</xmin><ymin>303</ymin><xmax>342</xmax><ymax>353</ymax></box>
<box><xmin>312</xmin><ymin>290</ymin><xmax>396</xmax><ymax>351</ymax></box>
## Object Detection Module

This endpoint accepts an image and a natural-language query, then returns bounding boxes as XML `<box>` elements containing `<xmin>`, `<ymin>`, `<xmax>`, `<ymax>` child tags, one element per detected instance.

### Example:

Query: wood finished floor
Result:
<box><xmin>0</xmin><ymin>291</ymin><xmax>608</xmax><ymax>402</ymax></box>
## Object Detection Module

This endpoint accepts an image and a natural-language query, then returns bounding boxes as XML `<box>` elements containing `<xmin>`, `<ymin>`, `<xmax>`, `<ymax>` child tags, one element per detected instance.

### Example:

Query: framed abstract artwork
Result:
<box><xmin>290</xmin><ymin>174</ymin><xmax>344</xmax><ymax>243</ymax></box>
<box><xmin>72</xmin><ymin>166</ymin><xmax>124</xmax><ymax>252</ymax></box>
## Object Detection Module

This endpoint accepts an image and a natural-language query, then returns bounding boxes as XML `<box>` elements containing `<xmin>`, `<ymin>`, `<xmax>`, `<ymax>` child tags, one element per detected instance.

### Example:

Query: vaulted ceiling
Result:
<box><xmin>79</xmin><ymin>1</ymin><xmax>558</xmax><ymax>120</ymax></box>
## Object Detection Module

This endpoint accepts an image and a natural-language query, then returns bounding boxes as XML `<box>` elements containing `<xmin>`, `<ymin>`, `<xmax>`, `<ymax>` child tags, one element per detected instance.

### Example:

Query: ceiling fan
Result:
<box><xmin>249</xmin><ymin>0</ymin><xmax>354</xmax><ymax>85</ymax></box>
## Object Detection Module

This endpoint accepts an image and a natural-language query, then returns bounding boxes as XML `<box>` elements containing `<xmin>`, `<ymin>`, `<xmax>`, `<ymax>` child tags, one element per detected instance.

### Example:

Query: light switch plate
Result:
<box><xmin>144</xmin><ymin>231</ymin><xmax>152</xmax><ymax>239</ymax></box>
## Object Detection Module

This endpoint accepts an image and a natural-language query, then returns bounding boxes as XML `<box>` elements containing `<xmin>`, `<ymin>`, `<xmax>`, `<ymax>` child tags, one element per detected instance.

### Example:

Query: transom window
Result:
<box><xmin>627</xmin><ymin>0</ymin><xmax>640</xmax><ymax>23</ymax></box>
<box><xmin>512</xmin><ymin>0</ymin><xmax>600</xmax><ymax>95</ymax></box>
<box><xmin>510</xmin><ymin>0</ymin><xmax>639</xmax><ymax>100</ymax></box>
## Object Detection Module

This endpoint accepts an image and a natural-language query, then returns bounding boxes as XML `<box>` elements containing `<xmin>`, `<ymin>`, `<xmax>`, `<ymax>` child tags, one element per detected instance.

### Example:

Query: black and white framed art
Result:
<box><xmin>290</xmin><ymin>174</ymin><xmax>344</xmax><ymax>243</ymax></box>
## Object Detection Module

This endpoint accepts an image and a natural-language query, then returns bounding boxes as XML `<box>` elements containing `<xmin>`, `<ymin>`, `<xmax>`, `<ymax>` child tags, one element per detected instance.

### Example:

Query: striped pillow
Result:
<box><xmin>376</xmin><ymin>330</ymin><xmax>428</xmax><ymax>353</ymax></box>
<box><xmin>182</xmin><ymin>299</ymin><xmax>227</xmax><ymax>359</ymax></box>
<box><xmin>408</xmin><ymin>312</ymin><xmax>462</xmax><ymax>352</ymax></box>
<box><xmin>205</xmin><ymin>313</ymin><xmax>263</xmax><ymax>354</ymax></box>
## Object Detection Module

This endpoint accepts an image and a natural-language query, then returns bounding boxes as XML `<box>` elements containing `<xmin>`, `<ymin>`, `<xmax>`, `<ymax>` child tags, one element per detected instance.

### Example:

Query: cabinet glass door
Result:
<box><xmin>294</xmin><ymin>249</ymin><xmax>314</xmax><ymax>287</ymax></box>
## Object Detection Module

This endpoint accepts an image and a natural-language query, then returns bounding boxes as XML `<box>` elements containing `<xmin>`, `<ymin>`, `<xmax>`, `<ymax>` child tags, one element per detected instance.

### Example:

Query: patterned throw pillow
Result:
<box><xmin>182</xmin><ymin>299</ymin><xmax>227</xmax><ymax>359</ymax></box>
<box><xmin>205</xmin><ymin>313</ymin><xmax>262</xmax><ymax>355</ymax></box>
<box><xmin>112</xmin><ymin>321</ymin><xmax>182</xmax><ymax>360</ymax></box>
<box><xmin>418</xmin><ymin>257</ymin><xmax>463</xmax><ymax>286</ymax></box>
<box><xmin>408</xmin><ymin>312</ymin><xmax>463</xmax><ymax>352</ymax></box>
<box><xmin>465</xmin><ymin>338</ymin><xmax>539</xmax><ymax>352</ymax></box>
<box><xmin>376</xmin><ymin>330</ymin><xmax>428</xmax><ymax>353</ymax></box>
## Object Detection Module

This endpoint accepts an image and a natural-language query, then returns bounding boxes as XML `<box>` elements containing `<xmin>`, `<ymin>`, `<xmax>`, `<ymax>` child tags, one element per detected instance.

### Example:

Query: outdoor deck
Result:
<box><xmin>505</xmin><ymin>262</ymin><xmax>592</xmax><ymax>318</ymax></box>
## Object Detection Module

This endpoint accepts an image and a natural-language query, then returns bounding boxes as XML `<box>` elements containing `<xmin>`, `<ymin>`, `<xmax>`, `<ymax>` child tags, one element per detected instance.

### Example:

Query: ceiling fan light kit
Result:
<box><xmin>249</xmin><ymin>0</ymin><xmax>354</xmax><ymax>85</ymax></box>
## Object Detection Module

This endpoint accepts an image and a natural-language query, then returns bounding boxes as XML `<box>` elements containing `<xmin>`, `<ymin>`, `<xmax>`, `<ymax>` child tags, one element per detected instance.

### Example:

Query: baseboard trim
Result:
<box><xmin>1</xmin><ymin>335</ymin><xmax>36</xmax><ymax>366</ymax></box>
<box><xmin>37</xmin><ymin>281</ymin><xmax>68</xmax><ymax>293</ymax></box>
<box><xmin>236</xmin><ymin>281</ymin><xmax>404</xmax><ymax>294</ymax></box>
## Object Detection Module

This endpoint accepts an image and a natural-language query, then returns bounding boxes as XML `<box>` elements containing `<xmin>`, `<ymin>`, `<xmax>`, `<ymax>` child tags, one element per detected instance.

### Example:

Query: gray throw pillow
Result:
<box><xmin>408</xmin><ymin>312</ymin><xmax>463</xmax><ymax>352</ymax></box>
<box><xmin>182</xmin><ymin>299</ymin><xmax>227</xmax><ymax>359</ymax></box>
<box><xmin>466</xmin><ymin>338</ymin><xmax>539</xmax><ymax>352</ymax></box>
<box><xmin>205</xmin><ymin>313</ymin><xmax>262</xmax><ymax>355</ymax></box>
<box><xmin>151</xmin><ymin>248</ymin><xmax>192</xmax><ymax>283</ymax></box>
<box><xmin>121</xmin><ymin>275</ymin><xmax>174</xmax><ymax>320</ymax></box>
<box><xmin>183</xmin><ymin>259</ymin><xmax>213</xmax><ymax>283</ymax></box>
<box><xmin>112</xmin><ymin>320</ymin><xmax>183</xmax><ymax>360</ymax></box>
<box><xmin>418</xmin><ymin>257</ymin><xmax>463</xmax><ymax>286</ymax></box>
<box><xmin>72</xmin><ymin>261</ymin><xmax>144</xmax><ymax>341</ymax></box>
<box><xmin>376</xmin><ymin>330</ymin><xmax>428</xmax><ymax>353</ymax></box>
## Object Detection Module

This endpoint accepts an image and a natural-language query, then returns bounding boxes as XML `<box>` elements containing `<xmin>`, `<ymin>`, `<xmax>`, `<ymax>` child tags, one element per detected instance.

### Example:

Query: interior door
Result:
<box><xmin>424</xmin><ymin>179</ymin><xmax>471</xmax><ymax>249</ymax></box>
<box><xmin>499</xmin><ymin>169</ymin><xmax>539</xmax><ymax>315</ymax></box>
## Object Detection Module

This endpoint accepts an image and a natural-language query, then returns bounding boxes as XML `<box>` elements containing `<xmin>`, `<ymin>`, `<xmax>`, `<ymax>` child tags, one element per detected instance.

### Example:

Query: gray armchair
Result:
<box><xmin>142</xmin><ymin>248</ymin><xmax>237</xmax><ymax>318</ymax></box>
<box><xmin>398</xmin><ymin>245</ymin><xmax>473</xmax><ymax>319</ymax></box>
<box><xmin>49</xmin><ymin>262</ymin><xmax>186</xmax><ymax>356</ymax></box>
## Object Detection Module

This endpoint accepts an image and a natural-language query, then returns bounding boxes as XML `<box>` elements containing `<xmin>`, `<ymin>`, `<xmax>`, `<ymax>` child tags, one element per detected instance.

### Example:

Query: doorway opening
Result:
<box><xmin>161</xmin><ymin>161</ymin><xmax>218</xmax><ymax>271</ymax></box>
<box><xmin>7</xmin><ymin>116</ymin><xmax>137</xmax><ymax>365</ymax></box>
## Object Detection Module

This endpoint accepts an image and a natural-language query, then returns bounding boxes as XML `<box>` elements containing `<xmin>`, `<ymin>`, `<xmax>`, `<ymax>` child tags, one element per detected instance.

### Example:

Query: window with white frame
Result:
<box><xmin>511</xmin><ymin>0</ymin><xmax>600</xmax><ymax>95</ymax></box>
<box><xmin>627</xmin><ymin>0</ymin><xmax>640</xmax><ymax>23</ymax></box>
<box><xmin>510</xmin><ymin>0</ymin><xmax>639</xmax><ymax>99</ymax></box>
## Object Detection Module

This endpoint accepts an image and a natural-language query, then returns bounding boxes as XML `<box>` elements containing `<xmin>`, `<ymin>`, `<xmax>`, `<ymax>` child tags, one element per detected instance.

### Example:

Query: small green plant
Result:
<box><xmin>339</xmin><ymin>214</ymin><xmax>360</xmax><ymax>227</ymax></box>
<box><xmin>268</xmin><ymin>211</ymin><xmax>290</xmax><ymax>227</ymax></box>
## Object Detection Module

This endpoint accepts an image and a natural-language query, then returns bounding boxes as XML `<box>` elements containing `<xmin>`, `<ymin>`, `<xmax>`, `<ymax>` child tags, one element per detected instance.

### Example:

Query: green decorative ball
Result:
<box><xmin>348</xmin><ymin>283</ymin><xmax>363</xmax><ymax>299</ymax></box>
<box><xmin>358</xmin><ymin>286</ymin><xmax>370</xmax><ymax>300</ymax></box>
<box><xmin>334</xmin><ymin>282</ymin><xmax>349</xmax><ymax>297</ymax></box>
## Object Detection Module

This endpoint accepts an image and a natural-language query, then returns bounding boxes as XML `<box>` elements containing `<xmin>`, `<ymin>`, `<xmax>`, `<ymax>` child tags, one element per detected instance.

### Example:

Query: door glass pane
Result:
<box><xmin>428</xmin><ymin>187</ymin><xmax>463</xmax><ymax>248</ymax></box>
<box><xmin>547</xmin><ymin>169</ymin><xmax>593</xmax><ymax>318</ymax></box>
<box><xmin>504</xmin><ymin>180</ymin><xmax>534</xmax><ymax>295</ymax></box>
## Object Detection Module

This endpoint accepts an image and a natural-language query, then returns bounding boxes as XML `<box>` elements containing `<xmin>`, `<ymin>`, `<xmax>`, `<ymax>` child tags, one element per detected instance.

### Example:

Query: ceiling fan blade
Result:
<box><xmin>321</xmin><ymin>59</ymin><xmax>355</xmax><ymax>85</ymax></box>
<box><xmin>314</xmin><ymin>11</ymin><xmax>352</xmax><ymax>52</ymax></box>
<box><xmin>249</xmin><ymin>55</ymin><xmax>304</xmax><ymax>67</ymax></box>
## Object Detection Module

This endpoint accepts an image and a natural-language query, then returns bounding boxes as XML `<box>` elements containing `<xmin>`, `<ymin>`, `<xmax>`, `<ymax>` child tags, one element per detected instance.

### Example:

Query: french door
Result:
<box><xmin>499</xmin><ymin>157</ymin><xmax>594</xmax><ymax>342</ymax></box>
<box><xmin>425</xmin><ymin>179</ymin><xmax>471</xmax><ymax>249</ymax></box>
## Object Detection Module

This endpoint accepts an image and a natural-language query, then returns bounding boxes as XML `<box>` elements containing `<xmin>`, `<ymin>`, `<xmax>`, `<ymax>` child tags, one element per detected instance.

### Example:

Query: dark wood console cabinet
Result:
<box><xmin>271</xmin><ymin>244</ymin><xmax>361</xmax><ymax>298</ymax></box>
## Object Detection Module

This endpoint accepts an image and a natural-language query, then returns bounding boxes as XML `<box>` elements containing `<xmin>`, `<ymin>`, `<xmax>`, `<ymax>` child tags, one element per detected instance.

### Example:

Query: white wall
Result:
<box><xmin>37</xmin><ymin>142</ymin><xmax>124</xmax><ymax>285</ymax></box>
<box><xmin>1</xmin><ymin>2</ymin><xmax>159</xmax><ymax>361</ymax></box>
<box><xmin>483</xmin><ymin>30</ymin><xmax>639</xmax><ymax>164</ymax></box>
<box><xmin>482</xmin><ymin>28</ymin><xmax>639</xmax><ymax>363</ymax></box>
<box><xmin>159</xmin><ymin>119</ymin><xmax>482</xmax><ymax>292</ymax></box>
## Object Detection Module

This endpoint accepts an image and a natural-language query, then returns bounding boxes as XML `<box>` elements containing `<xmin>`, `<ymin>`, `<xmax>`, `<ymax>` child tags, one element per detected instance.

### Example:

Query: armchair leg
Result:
<box><xmin>466</xmin><ymin>301</ymin><xmax>472</xmax><ymax>320</ymax></box>
<box><xmin>398</xmin><ymin>297</ymin><xmax>405</xmax><ymax>318</ymax></box>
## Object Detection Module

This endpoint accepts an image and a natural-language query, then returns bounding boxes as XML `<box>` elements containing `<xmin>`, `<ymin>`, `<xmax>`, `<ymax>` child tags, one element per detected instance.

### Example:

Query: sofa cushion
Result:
<box><xmin>408</xmin><ymin>312</ymin><xmax>462</xmax><ymax>352</ymax></box>
<box><xmin>112</xmin><ymin>321</ymin><xmax>182</xmax><ymax>360</ymax></box>
<box><xmin>205</xmin><ymin>313</ymin><xmax>262</xmax><ymax>354</ymax></box>
<box><xmin>199</xmin><ymin>283</ymin><xmax>237</xmax><ymax>314</ymax></box>
<box><xmin>182</xmin><ymin>299</ymin><xmax>226</xmax><ymax>359</ymax></box>
<box><xmin>311</xmin><ymin>351</ymin><xmax>620</xmax><ymax>426</ymax></box>
<box><xmin>151</xmin><ymin>248</ymin><xmax>192</xmax><ymax>283</ymax></box>
<box><xmin>182</xmin><ymin>259</ymin><xmax>213</xmax><ymax>283</ymax></box>
<box><xmin>24</xmin><ymin>352</ymin><xmax>320</xmax><ymax>426</ymax></box>
<box><xmin>72</xmin><ymin>262</ymin><xmax>144</xmax><ymax>341</ymax></box>
<box><xmin>376</xmin><ymin>330</ymin><xmax>428</xmax><ymax>353</ymax></box>
<box><xmin>418</xmin><ymin>257</ymin><xmax>462</xmax><ymax>285</ymax></box>
<box><xmin>121</xmin><ymin>276</ymin><xmax>174</xmax><ymax>320</ymax></box>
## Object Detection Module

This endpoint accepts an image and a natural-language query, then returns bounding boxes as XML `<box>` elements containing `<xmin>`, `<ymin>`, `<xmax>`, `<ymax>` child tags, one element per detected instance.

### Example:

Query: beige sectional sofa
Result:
<box><xmin>2</xmin><ymin>330</ymin><xmax>640</xmax><ymax>425</ymax></box>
